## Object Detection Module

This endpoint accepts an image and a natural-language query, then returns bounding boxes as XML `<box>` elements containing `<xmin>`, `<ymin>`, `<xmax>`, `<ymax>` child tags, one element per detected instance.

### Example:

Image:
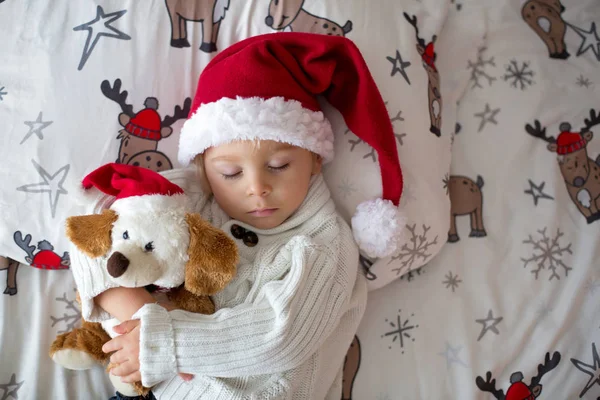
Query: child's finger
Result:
<box><xmin>110</xmin><ymin>351</ymin><xmax>128</xmax><ymax>365</ymax></box>
<box><xmin>113</xmin><ymin>320</ymin><xmax>140</xmax><ymax>334</ymax></box>
<box><xmin>102</xmin><ymin>337</ymin><xmax>123</xmax><ymax>354</ymax></box>
<box><xmin>110</xmin><ymin>361</ymin><xmax>138</xmax><ymax>378</ymax></box>
<box><xmin>179</xmin><ymin>373</ymin><xmax>194</xmax><ymax>381</ymax></box>
<box><xmin>121</xmin><ymin>371</ymin><xmax>142</xmax><ymax>384</ymax></box>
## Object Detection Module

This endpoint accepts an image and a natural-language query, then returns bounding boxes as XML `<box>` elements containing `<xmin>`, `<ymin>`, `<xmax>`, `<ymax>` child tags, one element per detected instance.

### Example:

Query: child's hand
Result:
<box><xmin>103</xmin><ymin>318</ymin><xmax>194</xmax><ymax>383</ymax></box>
<box><xmin>103</xmin><ymin>320</ymin><xmax>142</xmax><ymax>383</ymax></box>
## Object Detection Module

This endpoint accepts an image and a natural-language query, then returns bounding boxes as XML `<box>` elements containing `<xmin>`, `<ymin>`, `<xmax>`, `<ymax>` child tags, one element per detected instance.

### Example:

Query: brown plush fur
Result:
<box><xmin>53</xmin><ymin>209</ymin><xmax>238</xmax><ymax>398</ymax></box>
<box><xmin>49</xmin><ymin>319</ymin><xmax>112</xmax><ymax>363</ymax></box>
<box><xmin>65</xmin><ymin>210</ymin><xmax>118</xmax><ymax>258</ymax></box>
<box><xmin>185</xmin><ymin>213</ymin><xmax>239</xmax><ymax>296</ymax></box>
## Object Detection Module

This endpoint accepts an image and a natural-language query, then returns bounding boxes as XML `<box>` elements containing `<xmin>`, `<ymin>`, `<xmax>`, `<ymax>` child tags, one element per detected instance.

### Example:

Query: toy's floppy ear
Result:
<box><xmin>185</xmin><ymin>213</ymin><xmax>238</xmax><ymax>296</ymax></box>
<box><xmin>65</xmin><ymin>209</ymin><xmax>117</xmax><ymax>258</ymax></box>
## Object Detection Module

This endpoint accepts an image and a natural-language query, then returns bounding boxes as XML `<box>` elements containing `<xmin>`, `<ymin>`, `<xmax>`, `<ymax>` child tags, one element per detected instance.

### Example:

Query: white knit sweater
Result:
<box><xmin>127</xmin><ymin>168</ymin><xmax>368</xmax><ymax>399</ymax></box>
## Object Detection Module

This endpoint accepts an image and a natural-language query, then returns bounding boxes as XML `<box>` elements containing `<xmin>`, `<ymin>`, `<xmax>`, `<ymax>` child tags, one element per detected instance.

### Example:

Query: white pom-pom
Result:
<box><xmin>351</xmin><ymin>198</ymin><xmax>406</xmax><ymax>259</ymax></box>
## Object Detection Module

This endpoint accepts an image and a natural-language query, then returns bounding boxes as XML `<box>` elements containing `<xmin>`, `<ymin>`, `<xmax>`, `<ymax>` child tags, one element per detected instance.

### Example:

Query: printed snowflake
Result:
<box><xmin>535</xmin><ymin>301</ymin><xmax>553</xmax><ymax>321</ymax></box>
<box><xmin>400</xmin><ymin>266</ymin><xmax>425</xmax><ymax>282</ymax></box>
<box><xmin>576</xmin><ymin>75</ymin><xmax>592</xmax><ymax>88</ymax></box>
<box><xmin>521</xmin><ymin>228</ymin><xmax>573</xmax><ymax>280</ymax></box>
<box><xmin>443</xmin><ymin>271</ymin><xmax>462</xmax><ymax>292</ymax></box>
<box><xmin>381</xmin><ymin>309</ymin><xmax>419</xmax><ymax>353</ymax></box>
<box><xmin>337</xmin><ymin>177</ymin><xmax>357</xmax><ymax>200</ymax></box>
<box><xmin>585</xmin><ymin>276</ymin><xmax>600</xmax><ymax>296</ymax></box>
<box><xmin>346</xmin><ymin>105</ymin><xmax>406</xmax><ymax>160</ymax></box>
<box><xmin>503</xmin><ymin>60</ymin><xmax>535</xmax><ymax>90</ymax></box>
<box><xmin>50</xmin><ymin>289</ymin><xmax>82</xmax><ymax>333</ymax></box>
<box><xmin>442</xmin><ymin>173</ymin><xmax>450</xmax><ymax>195</ymax></box>
<box><xmin>467</xmin><ymin>46</ymin><xmax>496</xmax><ymax>89</ymax></box>
<box><xmin>389</xmin><ymin>108</ymin><xmax>407</xmax><ymax>146</ymax></box>
<box><xmin>0</xmin><ymin>86</ymin><xmax>6</xmax><ymax>101</ymax></box>
<box><xmin>389</xmin><ymin>224</ymin><xmax>438</xmax><ymax>276</ymax></box>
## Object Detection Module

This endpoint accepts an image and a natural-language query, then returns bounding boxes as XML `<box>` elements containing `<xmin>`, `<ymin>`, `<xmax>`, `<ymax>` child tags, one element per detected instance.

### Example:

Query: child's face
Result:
<box><xmin>203</xmin><ymin>140</ymin><xmax>322</xmax><ymax>229</ymax></box>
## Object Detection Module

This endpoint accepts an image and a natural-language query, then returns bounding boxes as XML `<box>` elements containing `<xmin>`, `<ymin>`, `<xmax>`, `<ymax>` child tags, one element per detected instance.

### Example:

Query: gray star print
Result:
<box><xmin>386</xmin><ymin>50</ymin><xmax>411</xmax><ymax>85</ymax></box>
<box><xmin>474</xmin><ymin>103</ymin><xmax>500</xmax><ymax>132</ymax></box>
<box><xmin>475</xmin><ymin>309</ymin><xmax>503</xmax><ymax>341</ymax></box>
<box><xmin>16</xmin><ymin>160</ymin><xmax>70</xmax><ymax>218</ymax></box>
<box><xmin>21</xmin><ymin>112</ymin><xmax>53</xmax><ymax>144</ymax></box>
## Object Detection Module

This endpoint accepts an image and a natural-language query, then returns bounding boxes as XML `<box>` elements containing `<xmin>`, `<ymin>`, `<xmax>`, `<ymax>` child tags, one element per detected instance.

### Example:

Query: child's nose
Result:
<box><xmin>247</xmin><ymin>176</ymin><xmax>272</xmax><ymax>197</ymax></box>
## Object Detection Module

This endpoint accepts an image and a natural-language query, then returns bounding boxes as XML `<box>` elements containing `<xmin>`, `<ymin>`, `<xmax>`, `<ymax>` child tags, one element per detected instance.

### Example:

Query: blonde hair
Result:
<box><xmin>192</xmin><ymin>154</ymin><xmax>212</xmax><ymax>195</ymax></box>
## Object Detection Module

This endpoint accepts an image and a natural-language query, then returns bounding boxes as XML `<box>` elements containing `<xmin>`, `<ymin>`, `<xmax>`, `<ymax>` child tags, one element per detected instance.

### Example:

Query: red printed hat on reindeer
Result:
<box><xmin>178</xmin><ymin>32</ymin><xmax>406</xmax><ymax>259</ymax></box>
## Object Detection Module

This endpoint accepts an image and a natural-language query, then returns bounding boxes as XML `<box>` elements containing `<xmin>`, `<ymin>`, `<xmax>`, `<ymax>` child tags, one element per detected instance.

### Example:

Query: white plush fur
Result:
<box><xmin>178</xmin><ymin>96</ymin><xmax>335</xmax><ymax>166</ymax></box>
<box><xmin>109</xmin><ymin>194</ymin><xmax>192</xmax><ymax>288</ymax></box>
<box><xmin>351</xmin><ymin>198</ymin><xmax>406</xmax><ymax>259</ymax></box>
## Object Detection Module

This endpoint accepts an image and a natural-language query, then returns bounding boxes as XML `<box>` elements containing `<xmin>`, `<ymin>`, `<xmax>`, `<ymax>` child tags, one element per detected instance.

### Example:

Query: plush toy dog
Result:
<box><xmin>49</xmin><ymin>163</ymin><xmax>238</xmax><ymax>398</ymax></box>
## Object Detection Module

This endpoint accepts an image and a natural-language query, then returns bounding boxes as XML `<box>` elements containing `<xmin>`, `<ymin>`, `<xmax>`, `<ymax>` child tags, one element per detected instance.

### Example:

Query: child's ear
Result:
<box><xmin>312</xmin><ymin>154</ymin><xmax>323</xmax><ymax>175</ymax></box>
<box><xmin>65</xmin><ymin>210</ymin><xmax>117</xmax><ymax>258</ymax></box>
<box><xmin>184</xmin><ymin>213</ymin><xmax>238</xmax><ymax>296</ymax></box>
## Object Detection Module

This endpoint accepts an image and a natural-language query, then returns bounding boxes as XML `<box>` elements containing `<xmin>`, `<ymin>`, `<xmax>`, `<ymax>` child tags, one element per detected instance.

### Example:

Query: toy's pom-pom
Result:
<box><xmin>351</xmin><ymin>198</ymin><xmax>406</xmax><ymax>259</ymax></box>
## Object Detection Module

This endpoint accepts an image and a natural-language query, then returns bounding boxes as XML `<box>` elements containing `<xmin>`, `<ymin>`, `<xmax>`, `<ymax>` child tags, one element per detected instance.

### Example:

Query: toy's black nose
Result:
<box><xmin>265</xmin><ymin>15</ymin><xmax>274</xmax><ymax>27</ymax></box>
<box><xmin>107</xmin><ymin>252</ymin><xmax>129</xmax><ymax>278</ymax></box>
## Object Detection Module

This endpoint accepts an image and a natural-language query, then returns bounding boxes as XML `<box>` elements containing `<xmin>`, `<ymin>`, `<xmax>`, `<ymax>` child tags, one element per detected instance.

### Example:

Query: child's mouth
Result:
<box><xmin>248</xmin><ymin>208</ymin><xmax>278</xmax><ymax>217</ymax></box>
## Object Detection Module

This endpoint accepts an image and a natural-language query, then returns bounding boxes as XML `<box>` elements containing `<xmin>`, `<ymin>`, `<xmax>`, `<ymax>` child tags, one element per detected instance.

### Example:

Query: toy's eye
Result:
<box><xmin>123</xmin><ymin>231</ymin><xmax>129</xmax><ymax>240</ymax></box>
<box><xmin>144</xmin><ymin>242</ymin><xmax>154</xmax><ymax>252</ymax></box>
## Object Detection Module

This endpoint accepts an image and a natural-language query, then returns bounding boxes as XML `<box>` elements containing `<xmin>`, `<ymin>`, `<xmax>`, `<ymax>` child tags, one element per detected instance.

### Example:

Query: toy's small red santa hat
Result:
<box><xmin>80</xmin><ymin>163</ymin><xmax>187</xmax><ymax>215</ymax></box>
<box><xmin>178</xmin><ymin>32</ymin><xmax>405</xmax><ymax>258</ymax></box>
<box><xmin>555</xmin><ymin>123</ymin><xmax>587</xmax><ymax>155</ymax></box>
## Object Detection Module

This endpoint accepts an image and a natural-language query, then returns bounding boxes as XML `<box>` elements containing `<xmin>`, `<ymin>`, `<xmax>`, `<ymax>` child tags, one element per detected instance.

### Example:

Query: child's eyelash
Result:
<box><xmin>221</xmin><ymin>164</ymin><xmax>289</xmax><ymax>180</ymax></box>
<box><xmin>269</xmin><ymin>163</ymin><xmax>290</xmax><ymax>172</ymax></box>
<box><xmin>222</xmin><ymin>172</ymin><xmax>242</xmax><ymax>180</ymax></box>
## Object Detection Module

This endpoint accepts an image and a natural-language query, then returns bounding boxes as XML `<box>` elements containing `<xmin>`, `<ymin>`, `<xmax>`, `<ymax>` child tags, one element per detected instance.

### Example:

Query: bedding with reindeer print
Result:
<box><xmin>1</xmin><ymin>0</ymin><xmax>599</xmax><ymax>399</ymax></box>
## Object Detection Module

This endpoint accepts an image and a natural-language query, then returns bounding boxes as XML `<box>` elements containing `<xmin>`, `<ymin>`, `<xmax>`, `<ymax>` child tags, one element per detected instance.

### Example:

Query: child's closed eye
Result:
<box><xmin>268</xmin><ymin>163</ymin><xmax>290</xmax><ymax>172</ymax></box>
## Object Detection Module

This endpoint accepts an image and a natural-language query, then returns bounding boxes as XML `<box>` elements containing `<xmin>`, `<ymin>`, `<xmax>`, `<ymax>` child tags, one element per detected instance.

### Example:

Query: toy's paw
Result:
<box><xmin>52</xmin><ymin>348</ymin><xmax>97</xmax><ymax>370</ymax></box>
<box><xmin>108</xmin><ymin>372</ymin><xmax>139</xmax><ymax>397</ymax></box>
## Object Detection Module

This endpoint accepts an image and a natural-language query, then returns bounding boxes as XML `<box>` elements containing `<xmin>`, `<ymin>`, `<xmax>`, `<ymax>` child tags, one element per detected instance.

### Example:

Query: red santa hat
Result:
<box><xmin>80</xmin><ymin>163</ymin><xmax>186</xmax><ymax>215</ymax></box>
<box><xmin>178</xmin><ymin>32</ymin><xmax>405</xmax><ymax>258</ymax></box>
<box><xmin>555</xmin><ymin>122</ymin><xmax>586</xmax><ymax>155</ymax></box>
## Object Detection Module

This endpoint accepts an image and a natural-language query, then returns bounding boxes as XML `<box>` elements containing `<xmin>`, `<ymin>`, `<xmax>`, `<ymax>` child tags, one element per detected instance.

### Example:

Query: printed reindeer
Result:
<box><xmin>265</xmin><ymin>0</ymin><xmax>352</xmax><ymax>36</ymax></box>
<box><xmin>404</xmin><ymin>13</ymin><xmax>442</xmax><ymax>137</ymax></box>
<box><xmin>448</xmin><ymin>175</ymin><xmax>487</xmax><ymax>243</ymax></box>
<box><xmin>521</xmin><ymin>0</ymin><xmax>569</xmax><ymax>59</ymax></box>
<box><xmin>6</xmin><ymin>231</ymin><xmax>70</xmax><ymax>296</ymax></box>
<box><xmin>341</xmin><ymin>335</ymin><xmax>361</xmax><ymax>400</ymax></box>
<box><xmin>165</xmin><ymin>0</ymin><xmax>230</xmax><ymax>52</ymax></box>
<box><xmin>525</xmin><ymin>109</ymin><xmax>600</xmax><ymax>223</ymax></box>
<box><xmin>476</xmin><ymin>351</ymin><xmax>561</xmax><ymax>400</ymax></box>
<box><xmin>0</xmin><ymin>256</ymin><xmax>19</xmax><ymax>296</ymax></box>
<box><xmin>101</xmin><ymin>79</ymin><xmax>191</xmax><ymax>173</ymax></box>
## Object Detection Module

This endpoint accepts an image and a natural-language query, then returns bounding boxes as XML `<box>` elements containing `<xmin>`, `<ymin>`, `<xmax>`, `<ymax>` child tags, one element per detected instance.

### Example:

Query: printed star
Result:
<box><xmin>524</xmin><ymin>180</ymin><xmax>554</xmax><ymax>206</ymax></box>
<box><xmin>474</xmin><ymin>104</ymin><xmax>500</xmax><ymax>132</ymax></box>
<box><xmin>0</xmin><ymin>374</ymin><xmax>24</xmax><ymax>400</ymax></box>
<box><xmin>569</xmin><ymin>22</ymin><xmax>600</xmax><ymax>61</ymax></box>
<box><xmin>570</xmin><ymin>343</ymin><xmax>600</xmax><ymax>398</ymax></box>
<box><xmin>576</xmin><ymin>75</ymin><xmax>592</xmax><ymax>88</ymax></box>
<box><xmin>386</xmin><ymin>50</ymin><xmax>411</xmax><ymax>85</ymax></box>
<box><xmin>17</xmin><ymin>160</ymin><xmax>70</xmax><ymax>218</ymax></box>
<box><xmin>73</xmin><ymin>5</ymin><xmax>131</xmax><ymax>71</ymax></box>
<box><xmin>438</xmin><ymin>342</ymin><xmax>468</xmax><ymax>368</ymax></box>
<box><xmin>0</xmin><ymin>86</ymin><xmax>6</xmax><ymax>101</ymax></box>
<box><xmin>475</xmin><ymin>309</ymin><xmax>503</xmax><ymax>341</ymax></box>
<box><xmin>21</xmin><ymin>112</ymin><xmax>53</xmax><ymax>144</ymax></box>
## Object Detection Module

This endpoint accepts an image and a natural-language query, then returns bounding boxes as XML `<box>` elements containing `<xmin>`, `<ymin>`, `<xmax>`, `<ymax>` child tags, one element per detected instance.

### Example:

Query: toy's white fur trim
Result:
<box><xmin>178</xmin><ymin>96</ymin><xmax>334</xmax><ymax>166</ymax></box>
<box><xmin>111</xmin><ymin>193</ymin><xmax>191</xmax><ymax>216</ymax></box>
<box><xmin>351</xmin><ymin>198</ymin><xmax>406</xmax><ymax>259</ymax></box>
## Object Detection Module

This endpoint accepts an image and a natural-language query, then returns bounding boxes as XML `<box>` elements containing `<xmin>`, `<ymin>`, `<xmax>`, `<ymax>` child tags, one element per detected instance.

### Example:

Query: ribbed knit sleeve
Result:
<box><xmin>133</xmin><ymin>234</ymin><xmax>357</xmax><ymax>387</ymax></box>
